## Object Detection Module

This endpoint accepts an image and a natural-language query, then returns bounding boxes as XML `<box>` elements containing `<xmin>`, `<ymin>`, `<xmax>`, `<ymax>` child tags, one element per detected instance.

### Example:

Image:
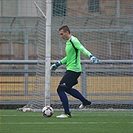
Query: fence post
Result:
<box><xmin>81</xmin><ymin>63</ymin><xmax>87</xmax><ymax>98</ymax></box>
<box><xmin>24</xmin><ymin>29</ymin><xmax>29</xmax><ymax>95</ymax></box>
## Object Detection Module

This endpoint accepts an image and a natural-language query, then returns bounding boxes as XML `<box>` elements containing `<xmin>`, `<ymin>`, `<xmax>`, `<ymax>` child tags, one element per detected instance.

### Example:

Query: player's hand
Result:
<box><xmin>90</xmin><ymin>55</ymin><xmax>99</xmax><ymax>63</ymax></box>
<box><xmin>50</xmin><ymin>61</ymin><xmax>62</xmax><ymax>71</ymax></box>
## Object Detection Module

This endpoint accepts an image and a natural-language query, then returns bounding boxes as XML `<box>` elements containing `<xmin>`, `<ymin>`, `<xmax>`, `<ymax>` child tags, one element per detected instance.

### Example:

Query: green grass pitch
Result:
<box><xmin>0</xmin><ymin>110</ymin><xmax>133</xmax><ymax>133</ymax></box>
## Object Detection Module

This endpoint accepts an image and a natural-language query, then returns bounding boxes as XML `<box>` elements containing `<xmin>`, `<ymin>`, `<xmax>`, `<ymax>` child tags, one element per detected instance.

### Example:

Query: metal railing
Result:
<box><xmin>0</xmin><ymin>60</ymin><xmax>132</xmax><ymax>104</ymax></box>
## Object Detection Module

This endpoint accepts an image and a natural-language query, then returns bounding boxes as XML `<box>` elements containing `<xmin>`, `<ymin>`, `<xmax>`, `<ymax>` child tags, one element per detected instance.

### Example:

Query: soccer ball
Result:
<box><xmin>42</xmin><ymin>106</ymin><xmax>54</xmax><ymax>117</ymax></box>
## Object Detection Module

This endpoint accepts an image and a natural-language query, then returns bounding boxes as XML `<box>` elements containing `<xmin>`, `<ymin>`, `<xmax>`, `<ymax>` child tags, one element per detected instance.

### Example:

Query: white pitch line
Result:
<box><xmin>0</xmin><ymin>115</ymin><xmax>41</xmax><ymax>116</ymax></box>
<box><xmin>0</xmin><ymin>113</ymin><xmax>132</xmax><ymax>117</ymax></box>
<box><xmin>0</xmin><ymin>122</ymin><xmax>133</xmax><ymax>125</ymax></box>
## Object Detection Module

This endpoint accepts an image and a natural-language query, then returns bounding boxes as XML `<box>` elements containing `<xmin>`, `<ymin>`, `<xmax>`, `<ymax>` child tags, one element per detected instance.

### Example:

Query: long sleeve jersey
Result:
<box><xmin>60</xmin><ymin>36</ymin><xmax>92</xmax><ymax>72</ymax></box>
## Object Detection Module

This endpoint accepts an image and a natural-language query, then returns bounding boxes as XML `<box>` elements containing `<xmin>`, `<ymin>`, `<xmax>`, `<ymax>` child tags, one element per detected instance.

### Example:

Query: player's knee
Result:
<box><xmin>57</xmin><ymin>83</ymin><xmax>67</xmax><ymax>92</ymax></box>
<box><xmin>57</xmin><ymin>86</ymin><xmax>61</xmax><ymax>93</ymax></box>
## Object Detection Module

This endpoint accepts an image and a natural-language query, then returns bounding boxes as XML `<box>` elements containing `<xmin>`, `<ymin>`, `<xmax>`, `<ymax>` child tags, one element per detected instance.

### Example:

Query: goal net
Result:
<box><xmin>22</xmin><ymin>1</ymin><xmax>47</xmax><ymax>110</ymax></box>
<box><xmin>23</xmin><ymin>0</ymin><xmax>132</xmax><ymax>111</ymax></box>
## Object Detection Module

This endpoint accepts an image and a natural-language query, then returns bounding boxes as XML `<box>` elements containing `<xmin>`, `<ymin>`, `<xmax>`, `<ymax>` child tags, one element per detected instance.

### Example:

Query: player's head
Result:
<box><xmin>59</xmin><ymin>25</ymin><xmax>70</xmax><ymax>33</ymax></box>
<box><xmin>59</xmin><ymin>25</ymin><xmax>71</xmax><ymax>40</ymax></box>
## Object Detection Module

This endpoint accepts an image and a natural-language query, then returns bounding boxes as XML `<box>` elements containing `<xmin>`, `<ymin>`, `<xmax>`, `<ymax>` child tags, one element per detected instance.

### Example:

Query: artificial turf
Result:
<box><xmin>0</xmin><ymin>110</ymin><xmax>132</xmax><ymax>133</ymax></box>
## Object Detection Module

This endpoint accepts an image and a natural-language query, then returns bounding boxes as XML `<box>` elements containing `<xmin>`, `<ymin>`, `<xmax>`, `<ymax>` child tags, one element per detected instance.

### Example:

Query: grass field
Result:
<box><xmin>0</xmin><ymin>109</ymin><xmax>133</xmax><ymax>133</ymax></box>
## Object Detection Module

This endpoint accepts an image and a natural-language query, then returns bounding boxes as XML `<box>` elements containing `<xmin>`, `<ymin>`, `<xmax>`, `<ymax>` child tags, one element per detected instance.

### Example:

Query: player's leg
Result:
<box><xmin>63</xmin><ymin>70</ymin><xmax>91</xmax><ymax>108</ymax></box>
<box><xmin>57</xmin><ymin>85</ymin><xmax>71</xmax><ymax>117</ymax></box>
<box><xmin>56</xmin><ymin>71</ymin><xmax>72</xmax><ymax>118</ymax></box>
<box><xmin>65</xmin><ymin>88</ymin><xmax>91</xmax><ymax>106</ymax></box>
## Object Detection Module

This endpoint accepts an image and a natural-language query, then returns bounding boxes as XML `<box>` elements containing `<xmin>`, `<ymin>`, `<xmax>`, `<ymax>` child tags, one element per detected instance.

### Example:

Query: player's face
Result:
<box><xmin>59</xmin><ymin>30</ymin><xmax>69</xmax><ymax>40</ymax></box>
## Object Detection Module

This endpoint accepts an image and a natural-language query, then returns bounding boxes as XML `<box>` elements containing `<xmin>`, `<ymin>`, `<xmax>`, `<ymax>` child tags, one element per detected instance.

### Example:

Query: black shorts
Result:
<box><xmin>59</xmin><ymin>70</ymin><xmax>81</xmax><ymax>88</ymax></box>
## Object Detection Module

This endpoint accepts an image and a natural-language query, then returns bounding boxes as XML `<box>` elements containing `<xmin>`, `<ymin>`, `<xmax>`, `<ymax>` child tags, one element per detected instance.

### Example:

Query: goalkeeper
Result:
<box><xmin>51</xmin><ymin>25</ymin><xmax>99</xmax><ymax>118</ymax></box>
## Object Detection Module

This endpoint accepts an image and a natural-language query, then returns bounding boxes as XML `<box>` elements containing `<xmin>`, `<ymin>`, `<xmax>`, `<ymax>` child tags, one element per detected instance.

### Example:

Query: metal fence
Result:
<box><xmin>0</xmin><ymin>60</ymin><xmax>132</xmax><ymax>105</ymax></box>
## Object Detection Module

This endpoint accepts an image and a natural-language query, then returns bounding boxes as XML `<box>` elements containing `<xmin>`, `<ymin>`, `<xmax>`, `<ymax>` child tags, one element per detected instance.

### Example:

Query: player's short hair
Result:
<box><xmin>59</xmin><ymin>25</ymin><xmax>70</xmax><ymax>33</ymax></box>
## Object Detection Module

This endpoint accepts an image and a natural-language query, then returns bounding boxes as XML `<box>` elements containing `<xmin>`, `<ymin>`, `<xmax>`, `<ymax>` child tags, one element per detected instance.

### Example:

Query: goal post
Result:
<box><xmin>44</xmin><ymin>0</ymin><xmax>52</xmax><ymax>106</ymax></box>
<box><xmin>22</xmin><ymin>0</ymin><xmax>52</xmax><ymax>110</ymax></box>
<box><xmin>34</xmin><ymin>0</ymin><xmax>52</xmax><ymax>107</ymax></box>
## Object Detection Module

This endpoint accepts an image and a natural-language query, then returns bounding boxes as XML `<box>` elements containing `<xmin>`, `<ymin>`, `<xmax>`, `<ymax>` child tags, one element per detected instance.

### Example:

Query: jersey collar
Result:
<box><xmin>68</xmin><ymin>35</ymin><xmax>73</xmax><ymax>41</ymax></box>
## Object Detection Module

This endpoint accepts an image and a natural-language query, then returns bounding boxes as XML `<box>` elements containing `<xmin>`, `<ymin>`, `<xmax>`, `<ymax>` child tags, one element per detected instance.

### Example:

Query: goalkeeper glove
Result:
<box><xmin>50</xmin><ymin>61</ymin><xmax>62</xmax><ymax>71</ymax></box>
<box><xmin>90</xmin><ymin>55</ymin><xmax>99</xmax><ymax>63</ymax></box>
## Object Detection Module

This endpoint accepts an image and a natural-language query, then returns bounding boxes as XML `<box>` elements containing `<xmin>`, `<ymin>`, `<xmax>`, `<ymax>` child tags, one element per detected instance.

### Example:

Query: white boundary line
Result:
<box><xmin>0</xmin><ymin>111</ymin><xmax>132</xmax><ymax>117</ymax></box>
<box><xmin>0</xmin><ymin>122</ymin><xmax>133</xmax><ymax>125</ymax></box>
<box><xmin>0</xmin><ymin>114</ymin><xmax>132</xmax><ymax>117</ymax></box>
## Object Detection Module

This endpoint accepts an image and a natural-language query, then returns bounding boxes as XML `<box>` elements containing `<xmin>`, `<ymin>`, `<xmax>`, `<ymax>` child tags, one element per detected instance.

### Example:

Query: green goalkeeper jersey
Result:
<box><xmin>60</xmin><ymin>36</ymin><xmax>92</xmax><ymax>72</ymax></box>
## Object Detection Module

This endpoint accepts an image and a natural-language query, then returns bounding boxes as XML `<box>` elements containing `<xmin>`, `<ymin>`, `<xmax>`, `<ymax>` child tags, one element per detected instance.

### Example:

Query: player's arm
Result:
<box><xmin>79</xmin><ymin>46</ymin><xmax>99</xmax><ymax>63</ymax></box>
<box><xmin>60</xmin><ymin>56</ymin><xmax>67</xmax><ymax>64</ymax></box>
<box><xmin>50</xmin><ymin>57</ymin><xmax>67</xmax><ymax>71</ymax></box>
<box><xmin>74</xmin><ymin>40</ymin><xmax>99</xmax><ymax>63</ymax></box>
